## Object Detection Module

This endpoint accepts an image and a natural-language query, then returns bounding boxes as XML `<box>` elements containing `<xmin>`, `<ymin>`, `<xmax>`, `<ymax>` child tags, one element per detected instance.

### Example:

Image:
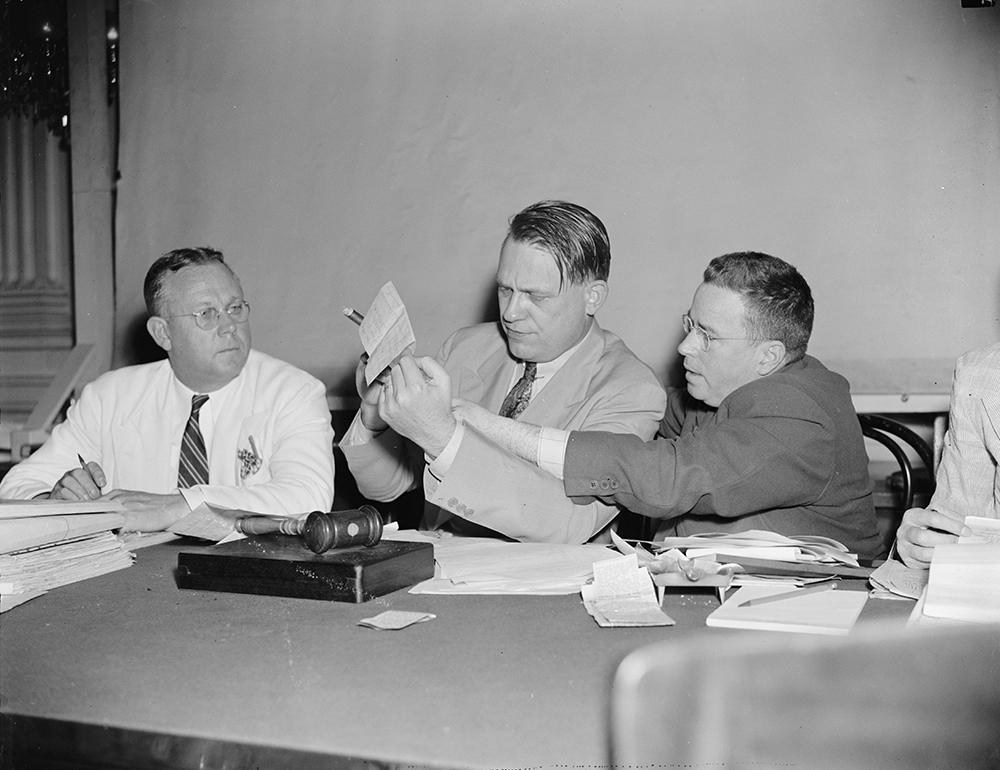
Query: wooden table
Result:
<box><xmin>0</xmin><ymin>540</ymin><xmax>911</xmax><ymax>770</ymax></box>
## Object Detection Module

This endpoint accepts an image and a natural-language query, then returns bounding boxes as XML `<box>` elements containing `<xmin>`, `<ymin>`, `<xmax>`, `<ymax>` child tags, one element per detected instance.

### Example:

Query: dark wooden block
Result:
<box><xmin>176</xmin><ymin>536</ymin><xmax>434</xmax><ymax>603</ymax></box>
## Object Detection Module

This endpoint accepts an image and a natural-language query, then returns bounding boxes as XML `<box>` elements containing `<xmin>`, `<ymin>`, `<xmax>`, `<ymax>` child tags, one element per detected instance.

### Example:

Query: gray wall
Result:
<box><xmin>115</xmin><ymin>0</ymin><xmax>1000</xmax><ymax>397</ymax></box>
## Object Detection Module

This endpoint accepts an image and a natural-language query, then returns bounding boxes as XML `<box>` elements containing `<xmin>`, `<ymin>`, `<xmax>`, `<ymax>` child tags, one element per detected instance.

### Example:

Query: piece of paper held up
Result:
<box><xmin>582</xmin><ymin>553</ymin><xmax>675</xmax><ymax>628</ymax></box>
<box><xmin>357</xmin><ymin>281</ymin><xmax>417</xmax><ymax>386</ymax></box>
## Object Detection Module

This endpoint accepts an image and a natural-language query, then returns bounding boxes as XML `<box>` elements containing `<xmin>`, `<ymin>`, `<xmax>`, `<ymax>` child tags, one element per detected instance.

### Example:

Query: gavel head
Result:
<box><xmin>301</xmin><ymin>506</ymin><xmax>383</xmax><ymax>554</ymax></box>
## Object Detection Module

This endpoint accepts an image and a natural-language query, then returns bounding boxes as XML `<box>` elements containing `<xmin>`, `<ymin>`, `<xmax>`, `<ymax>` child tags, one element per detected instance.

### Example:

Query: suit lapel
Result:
<box><xmin>458</xmin><ymin>343</ymin><xmax>518</xmax><ymax>413</ymax></box>
<box><xmin>518</xmin><ymin>322</ymin><xmax>604</xmax><ymax>424</ymax></box>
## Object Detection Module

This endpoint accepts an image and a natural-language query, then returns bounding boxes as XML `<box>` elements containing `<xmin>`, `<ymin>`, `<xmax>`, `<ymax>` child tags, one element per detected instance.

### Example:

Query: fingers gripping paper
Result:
<box><xmin>359</xmin><ymin>281</ymin><xmax>417</xmax><ymax>385</ymax></box>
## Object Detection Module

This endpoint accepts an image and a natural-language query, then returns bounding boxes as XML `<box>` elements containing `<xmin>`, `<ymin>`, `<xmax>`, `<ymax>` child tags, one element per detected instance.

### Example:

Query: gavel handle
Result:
<box><xmin>234</xmin><ymin>516</ymin><xmax>304</xmax><ymax>537</ymax></box>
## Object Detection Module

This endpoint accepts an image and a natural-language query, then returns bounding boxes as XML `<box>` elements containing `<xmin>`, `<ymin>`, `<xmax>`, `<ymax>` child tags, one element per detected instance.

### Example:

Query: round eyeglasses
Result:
<box><xmin>681</xmin><ymin>314</ymin><xmax>761</xmax><ymax>352</ymax></box>
<box><xmin>165</xmin><ymin>301</ymin><xmax>250</xmax><ymax>331</ymax></box>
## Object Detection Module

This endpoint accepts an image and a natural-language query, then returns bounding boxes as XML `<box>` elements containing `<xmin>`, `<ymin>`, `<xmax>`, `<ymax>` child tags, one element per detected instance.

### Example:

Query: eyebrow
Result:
<box><xmin>691</xmin><ymin>314</ymin><xmax>722</xmax><ymax>336</ymax></box>
<box><xmin>496</xmin><ymin>278</ymin><xmax>552</xmax><ymax>295</ymax></box>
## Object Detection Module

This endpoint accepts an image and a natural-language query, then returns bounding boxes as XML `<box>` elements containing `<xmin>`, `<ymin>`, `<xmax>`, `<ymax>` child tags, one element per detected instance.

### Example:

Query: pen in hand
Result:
<box><xmin>737</xmin><ymin>580</ymin><xmax>837</xmax><ymax>608</ymax></box>
<box><xmin>77</xmin><ymin>453</ymin><xmax>104</xmax><ymax>495</ymax></box>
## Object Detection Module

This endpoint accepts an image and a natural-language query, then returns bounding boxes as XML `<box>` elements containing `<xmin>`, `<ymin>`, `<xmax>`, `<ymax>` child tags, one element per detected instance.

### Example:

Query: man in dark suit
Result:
<box><xmin>433</xmin><ymin>251</ymin><xmax>883</xmax><ymax>560</ymax></box>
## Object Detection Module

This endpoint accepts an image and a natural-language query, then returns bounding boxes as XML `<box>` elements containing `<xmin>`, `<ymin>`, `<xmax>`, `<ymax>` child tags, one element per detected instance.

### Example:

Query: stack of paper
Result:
<box><xmin>384</xmin><ymin>530</ymin><xmax>610</xmax><ymax>595</ymax></box>
<box><xmin>0</xmin><ymin>499</ymin><xmax>132</xmax><ymax>613</ymax></box>
<box><xmin>653</xmin><ymin>530</ymin><xmax>862</xmax><ymax>567</ymax></box>
<box><xmin>919</xmin><ymin>542</ymin><xmax>1000</xmax><ymax>625</ymax></box>
<box><xmin>620</xmin><ymin>530</ymin><xmax>867</xmax><ymax>590</ymax></box>
<box><xmin>903</xmin><ymin>517</ymin><xmax>1000</xmax><ymax>628</ymax></box>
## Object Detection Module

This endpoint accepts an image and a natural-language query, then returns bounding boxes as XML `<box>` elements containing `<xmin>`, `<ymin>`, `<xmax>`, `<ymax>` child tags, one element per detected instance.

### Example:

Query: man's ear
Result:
<box><xmin>584</xmin><ymin>280</ymin><xmax>609</xmax><ymax>317</ymax></box>
<box><xmin>147</xmin><ymin>316</ymin><xmax>172</xmax><ymax>352</ymax></box>
<box><xmin>757</xmin><ymin>340</ymin><xmax>787</xmax><ymax>376</ymax></box>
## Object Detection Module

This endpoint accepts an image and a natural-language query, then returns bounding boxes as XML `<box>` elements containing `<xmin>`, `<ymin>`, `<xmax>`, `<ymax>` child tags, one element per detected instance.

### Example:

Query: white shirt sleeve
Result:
<box><xmin>538</xmin><ymin>427</ymin><xmax>570</xmax><ymax>480</ymax></box>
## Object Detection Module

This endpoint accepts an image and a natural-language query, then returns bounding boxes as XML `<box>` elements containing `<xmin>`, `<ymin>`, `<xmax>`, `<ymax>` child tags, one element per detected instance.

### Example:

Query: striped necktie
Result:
<box><xmin>499</xmin><ymin>362</ymin><xmax>537</xmax><ymax>419</ymax></box>
<box><xmin>177</xmin><ymin>394</ymin><xmax>210</xmax><ymax>488</ymax></box>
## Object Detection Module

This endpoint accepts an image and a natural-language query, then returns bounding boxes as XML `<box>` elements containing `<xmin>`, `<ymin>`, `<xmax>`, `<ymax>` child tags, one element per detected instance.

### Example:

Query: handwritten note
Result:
<box><xmin>359</xmin><ymin>281</ymin><xmax>417</xmax><ymax>385</ymax></box>
<box><xmin>960</xmin><ymin>516</ymin><xmax>1000</xmax><ymax>545</ymax></box>
<box><xmin>581</xmin><ymin>553</ymin><xmax>675</xmax><ymax>627</ymax></box>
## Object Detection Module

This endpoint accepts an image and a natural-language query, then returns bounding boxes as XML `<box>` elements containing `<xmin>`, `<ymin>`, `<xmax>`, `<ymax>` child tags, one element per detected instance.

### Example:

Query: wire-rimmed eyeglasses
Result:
<box><xmin>681</xmin><ymin>313</ymin><xmax>761</xmax><ymax>352</ymax></box>
<box><xmin>164</xmin><ymin>301</ymin><xmax>250</xmax><ymax>331</ymax></box>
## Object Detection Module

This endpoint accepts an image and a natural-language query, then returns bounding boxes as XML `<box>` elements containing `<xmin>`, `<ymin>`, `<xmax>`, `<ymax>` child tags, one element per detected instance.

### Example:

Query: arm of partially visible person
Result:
<box><xmin>381</xmin><ymin>355</ymin><xmax>666</xmax><ymax>543</ymax></box>
<box><xmin>339</xmin><ymin>354</ymin><xmax>423</xmax><ymax>502</ymax></box>
<box><xmin>562</xmin><ymin>383</ymin><xmax>835</xmax><ymax>521</ymax></box>
<box><xmin>896</xmin><ymin>355</ymin><xmax>985</xmax><ymax>568</ymax></box>
<box><xmin>177</xmin><ymin>375</ymin><xmax>336</xmax><ymax>519</ymax></box>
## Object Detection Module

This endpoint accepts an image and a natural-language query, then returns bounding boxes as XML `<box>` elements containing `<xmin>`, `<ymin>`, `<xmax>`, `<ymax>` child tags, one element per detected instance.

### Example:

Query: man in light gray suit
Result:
<box><xmin>340</xmin><ymin>200</ymin><xmax>665</xmax><ymax>544</ymax></box>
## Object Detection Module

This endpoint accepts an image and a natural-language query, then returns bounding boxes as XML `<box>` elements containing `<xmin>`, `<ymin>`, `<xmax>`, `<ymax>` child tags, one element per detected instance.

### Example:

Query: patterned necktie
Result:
<box><xmin>177</xmin><ymin>394</ymin><xmax>210</xmax><ymax>488</ymax></box>
<box><xmin>499</xmin><ymin>362</ymin><xmax>537</xmax><ymax>419</ymax></box>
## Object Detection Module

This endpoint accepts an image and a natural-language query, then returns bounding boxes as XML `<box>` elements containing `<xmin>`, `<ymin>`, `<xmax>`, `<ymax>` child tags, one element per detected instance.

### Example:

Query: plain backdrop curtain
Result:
<box><xmin>116</xmin><ymin>0</ymin><xmax>1000</xmax><ymax>395</ymax></box>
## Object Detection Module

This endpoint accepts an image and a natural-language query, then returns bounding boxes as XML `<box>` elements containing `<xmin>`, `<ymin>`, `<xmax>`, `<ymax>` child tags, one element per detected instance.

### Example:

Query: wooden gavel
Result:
<box><xmin>235</xmin><ymin>506</ymin><xmax>383</xmax><ymax>554</ymax></box>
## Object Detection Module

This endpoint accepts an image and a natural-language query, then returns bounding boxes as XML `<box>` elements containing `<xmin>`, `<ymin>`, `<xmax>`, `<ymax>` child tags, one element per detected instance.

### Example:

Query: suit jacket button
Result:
<box><xmin>456</xmin><ymin>503</ymin><xmax>467</xmax><ymax>513</ymax></box>
<box><xmin>610</xmin><ymin>480</ymin><xmax>619</xmax><ymax>490</ymax></box>
<box><xmin>589</xmin><ymin>481</ymin><xmax>599</xmax><ymax>490</ymax></box>
<box><xmin>465</xmin><ymin>508</ymin><xmax>475</xmax><ymax>517</ymax></box>
<box><xmin>448</xmin><ymin>498</ymin><xmax>459</xmax><ymax>509</ymax></box>
<box><xmin>599</xmin><ymin>480</ymin><xmax>610</xmax><ymax>490</ymax></box>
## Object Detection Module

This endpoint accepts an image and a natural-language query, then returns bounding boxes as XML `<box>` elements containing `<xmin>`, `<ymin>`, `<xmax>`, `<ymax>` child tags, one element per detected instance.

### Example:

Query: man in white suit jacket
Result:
<box><xmin>341</xmin><ymin>201</ymin><xmax>665</xmax><ymax>544</ymax></box>
<box><xmin>0</xmin><ymin>248</ymin><xmax>335</xmax><ymax>532</ymax></box>
<box><xmin>896</xmin><ymin>342</ymin><xmax>1000</xmax><ymax>568</ymax></box>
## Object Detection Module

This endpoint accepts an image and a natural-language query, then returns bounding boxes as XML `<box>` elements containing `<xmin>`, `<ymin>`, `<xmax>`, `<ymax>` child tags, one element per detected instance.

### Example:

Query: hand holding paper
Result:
<box><xmin>352</xmin><ymin>281</ymin><xmax>417</xmax><ymax>386</ymax></box>
<box><xmin>379</xmin><ymin>356</ymin><xmax>456</xmax><ymax>458</ymax></box>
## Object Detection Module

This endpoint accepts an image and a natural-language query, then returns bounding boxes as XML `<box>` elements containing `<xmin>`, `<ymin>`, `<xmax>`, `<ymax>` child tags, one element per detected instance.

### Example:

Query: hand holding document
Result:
<box><xmin>347</xmin><ymin>281</ymin><xmax>417</xmax><ymax>386</ymax></box>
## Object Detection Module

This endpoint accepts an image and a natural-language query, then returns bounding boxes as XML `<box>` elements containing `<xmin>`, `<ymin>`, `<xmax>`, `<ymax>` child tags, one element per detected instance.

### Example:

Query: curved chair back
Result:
<box><xmin>858</xmin><ymin>413</ymin><xmax>935</xmax><ymax>512</ymax></box>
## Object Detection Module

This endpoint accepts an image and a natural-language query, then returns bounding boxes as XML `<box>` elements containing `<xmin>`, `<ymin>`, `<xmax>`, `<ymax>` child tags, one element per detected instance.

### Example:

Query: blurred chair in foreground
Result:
<box><xmin>610</xmin><ymin>621</ymin><xmax>1000</xmax><ymax>769</ymax></box>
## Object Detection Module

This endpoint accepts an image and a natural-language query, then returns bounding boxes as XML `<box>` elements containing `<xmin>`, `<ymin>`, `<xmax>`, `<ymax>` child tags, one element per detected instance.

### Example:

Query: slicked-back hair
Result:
<box><xmin>704</xmin><ymin>251</ymin><xmax>814</xmax><ymax>363</ymax></box>
<box><xmin>143</xmin><ymin>247</ymin><xmax>229</xmax><ymax>316</ymax></box>
<box><xmin>506</xmin><ymin>200</ymin><xmax>611</xmax><ymax>286</ymax></box>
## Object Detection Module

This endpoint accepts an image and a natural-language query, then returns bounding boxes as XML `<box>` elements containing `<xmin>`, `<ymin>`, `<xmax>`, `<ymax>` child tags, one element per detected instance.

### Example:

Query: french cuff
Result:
<box><xmin>178</xmin><ymin>486</ymin><xmax>203</xmax><ymax>511</ymax></box>
<box><xmin>340</xmin><ymin>410</ymin><xmax>384</xmax><ymax>447</ymax></box>
<box><xmin>538</xmin><ymin>427</ymin><xmax>570</xmax><ymax>480</ymax></box>
<box><xmin>426</xmin><ymin>421</ymin><xmax>465</xmax><ymax>482</ymax></box>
